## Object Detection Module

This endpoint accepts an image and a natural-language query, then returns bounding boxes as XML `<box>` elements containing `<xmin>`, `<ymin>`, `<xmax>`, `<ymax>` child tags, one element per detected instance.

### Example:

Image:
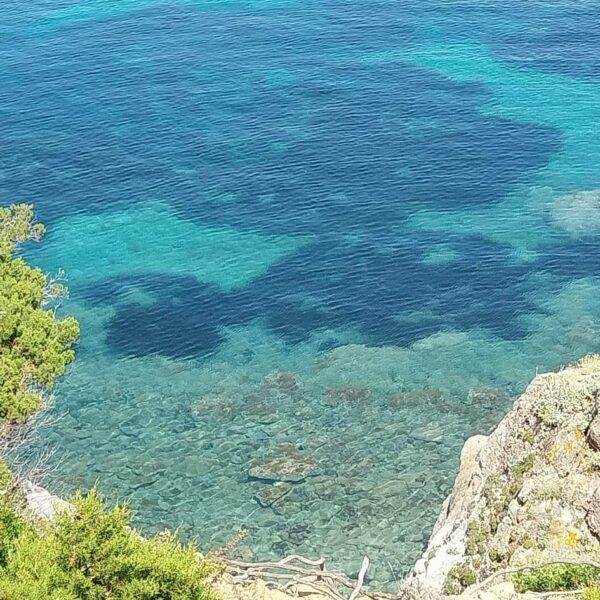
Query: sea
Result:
<box><xmin>2</xmin><ymin>0</ymin><xmax>600</xmax><ymax>588</ymax></box>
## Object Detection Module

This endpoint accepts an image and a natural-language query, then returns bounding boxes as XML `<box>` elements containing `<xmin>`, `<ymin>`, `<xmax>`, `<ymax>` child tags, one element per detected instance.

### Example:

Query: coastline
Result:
<box><xmin>411</xmin><ymin>355</ymin><xmax>600</xmax><ymax>597</ymax></box>
<box><xmin>22</xmin><ymin>355</ymin><xmax>600</xmax><ymax>600</ymax></box>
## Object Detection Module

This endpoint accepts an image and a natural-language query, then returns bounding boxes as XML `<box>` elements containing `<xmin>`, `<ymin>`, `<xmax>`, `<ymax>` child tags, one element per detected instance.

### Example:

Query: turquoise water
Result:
<box><xmin>2</xmin><ymin>0</ymin><xmax>600</xmax><ymax>588</ymax></box>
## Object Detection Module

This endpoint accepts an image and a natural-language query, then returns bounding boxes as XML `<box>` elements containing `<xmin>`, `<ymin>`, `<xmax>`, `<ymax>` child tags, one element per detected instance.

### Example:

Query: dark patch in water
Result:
<box><xmin>94</xmin><ymin>232</ymin><xmax>536</xmax><ymax>359</ymax></box>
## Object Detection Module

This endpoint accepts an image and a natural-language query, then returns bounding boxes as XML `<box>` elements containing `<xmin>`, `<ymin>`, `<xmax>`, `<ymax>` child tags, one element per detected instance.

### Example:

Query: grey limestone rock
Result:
<box><xmin>22</xmin><ymin>480</ymin><xmax>70</xmax><ymax>521</ymax></box>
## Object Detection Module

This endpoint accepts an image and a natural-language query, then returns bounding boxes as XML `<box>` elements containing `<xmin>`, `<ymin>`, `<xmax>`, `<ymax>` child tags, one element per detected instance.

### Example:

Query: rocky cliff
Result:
<box><xmin>409</xmin><ymin>355</ymin><xmax>600</xmax><ymax>598</ymax></box>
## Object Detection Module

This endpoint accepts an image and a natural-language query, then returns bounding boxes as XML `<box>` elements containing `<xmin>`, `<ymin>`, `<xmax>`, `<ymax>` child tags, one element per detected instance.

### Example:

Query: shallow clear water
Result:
<box><xmin>3</xmin><ymin>0</ymin><xmax>600</xmax><ymax>588</ymax></box>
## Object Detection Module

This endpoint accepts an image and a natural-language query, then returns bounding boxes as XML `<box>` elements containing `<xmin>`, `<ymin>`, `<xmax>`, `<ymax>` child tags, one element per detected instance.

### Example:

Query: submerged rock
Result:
<box><xmin>280</xmin><ymin>523</ymin><xmax>311</xmax><ymax>546</ymax></box>
<box><xmin>388</xmin><ymin>388</ymin><xmax>444</xmax><ymax>407</ymax></box>
<box><xmin>249</xmin><ymin>444</ymin><xmax>318</xmax><ymax>483</ymax></box>
<box><xmin>261</xmin><ymin>371</ymin><xmax>298</xmax><ymax>393</ymax></box>
<box><xmin>229</xmin><ymin>544</ymin><xmax>256</xmax><ymax>562</ymax></box>
<box><xmin>551</xmin><ymin>189</ymin><xmax>600</xmax><ymax>238</ymax></box>
<box><xmin>466</xmin><ymin>386</ymin><xmax>510</xmax><ymax>407</ymax></box>
<box><xmin>242</xmin><ymin>396</ymin><xmax>279</xmax><ymax>424</ymax></box>
<box><xmin>326</xmin><ymin>384</ymin><xmax>371</xmax><ymax>402</ymax></box>
<box><xmin>565</xmin><ymin>317</ymin><xmax>600</xmax><ymax>349</ymax></box>
<box><xmin>411</xmin><ymin>422</ymin><xmax>446</xmax><ymax>443</ymax></box>
<box><xmin>254</xmin><ymin>482</ymin><xmax>293</xmax><ymax>508</ymax></box>
<box><xmin>190</xmin><ymin>393</ymin><xmax>237</xmax><ymax>420</ymax></box>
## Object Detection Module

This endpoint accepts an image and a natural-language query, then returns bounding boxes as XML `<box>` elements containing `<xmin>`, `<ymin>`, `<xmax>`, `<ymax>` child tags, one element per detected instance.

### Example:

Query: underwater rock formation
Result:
<box><xmin>551</xmin><ymin>189</ymin><xmax>600</xmax><ymax>238</ymax></box>
<box><xmin>465</xmin><ymin>387</ymin><xmax>510</xmax><ymax>408</ymax></box>
<box><xmin>261</xmin><ymin>371</ymin><xmax>299</xmax><ymax>393</ymax></box>
<box><xmin>409</xmin><ymin>355</ymin><xmax>600</xmax><ymax>596</ymax></box>
<box><xmin>249</xmin><ymin>444</ymin><xmax>318</xmax><ymax>483</ymax></box>
<box><xmin>254</xmin><ymin>482</ymin><xmax>293</xmax><ymax>507</ymax></box>
<box><xmin>22</xmin><ymin>357</ymin><xmax>600</xmax><ymax>600</ymax></box>
<box><xmin>388</xmin><ymin>388</ymin><xmax>445</xmax><ymax>408</ymax></box>
<box><xmin>326</xmin><ymin>384</ymin><xmax>372</xmax><ymax>402</ymax></box>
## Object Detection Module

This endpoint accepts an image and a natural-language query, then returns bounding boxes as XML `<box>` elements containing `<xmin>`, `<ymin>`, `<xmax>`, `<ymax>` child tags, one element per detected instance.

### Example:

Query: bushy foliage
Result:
<box><xmin>0</xmin><ymin>204</ymin><xmax>79</xmax><ymax>422</ymax></box>
<box><xmin>443</xmin><ymin>564</ymin><xmax>477</xmax><ymax>594</ymax></box>
<box><xmin>513</xmin><ymin>563</ymin><xmax>600</xmax><ymax>593</ymax></box>
<box><xmin>583</xmin><ymin>586</ymin><xmax>600</xmax><ymax>600</ymax></box>
<box><xmin>0</xmin><ymin>460</ymin><xmax>28</xmax><ymax>565</ymax></box>
<box><xmin>0</xmin><ymin>204</ymin><xmax>219</xmax><ymax>600</ymax></box>
<box><xmin>0</xmin><ymin>488</ymin><xmax>218</xmax><ymax>600</ymax></box>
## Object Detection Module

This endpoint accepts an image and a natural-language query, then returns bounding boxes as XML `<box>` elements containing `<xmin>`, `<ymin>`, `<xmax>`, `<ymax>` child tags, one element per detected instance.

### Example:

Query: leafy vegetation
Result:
<box><xmin>513</xmin><ymin>563</ymin><xmax>600</xmax><ymax>593</ymax></box>
<box><xmin>0</xmin><ymin>204</ymin><xmax>219</xmax><ymax>600</ymax></box>
<box><xmin>0</xmin><ymin>474</ymin><xmax>218</xmax><ymax>600</ymax></box>
<box><xmin>0</xmin><ymin>460</ymin><xmax>27</xmax><ymax>565</ymax></box>
<box><xmin>0</xmin><ymin>204</ymin><xmax>79</xmax><ymax>422</ymax></box>
<box><xmin>443</xmin><ymin>564</ymin><xmax>477</xmax><ymax>594</ymax></box>
<box><xmin>583</xmin><ymin>586</ymin><xmax>600</xmax><ymax>600</ymax></box>
<box><xmin>531</xmin><ymin>368</ymin><xmax>597</xmax><ymax>428</ymax></box>
<box><xmin>465</xmin><ymin>520</ymin><xmax>488</xmax><ymax>557</ymax></box>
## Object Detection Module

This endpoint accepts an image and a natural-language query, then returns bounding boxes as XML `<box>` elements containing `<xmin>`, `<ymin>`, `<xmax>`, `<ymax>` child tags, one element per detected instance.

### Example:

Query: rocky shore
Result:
<box><xmin>410</xmin><ymin>355</ymin><xmax>600</xmax><ymax>598</ymax></box>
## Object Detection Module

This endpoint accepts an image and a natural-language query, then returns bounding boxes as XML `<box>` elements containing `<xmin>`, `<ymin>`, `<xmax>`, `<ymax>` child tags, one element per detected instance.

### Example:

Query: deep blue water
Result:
<box><xmin>2</xmin><ymin>0</ymin><xmax>600</xmax><ymax>589</ymax></box>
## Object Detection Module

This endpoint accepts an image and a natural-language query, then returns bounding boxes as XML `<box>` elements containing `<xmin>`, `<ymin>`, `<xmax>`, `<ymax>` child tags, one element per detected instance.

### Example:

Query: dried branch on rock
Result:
<box><xmin>0</xmin><ymin>400</ymin><xmax>63</xmax><ymax>490</ymax></box>
<box><xmin>224</xmin><ymin>553</ymin><xmax>419</xmax><ymax>600</ymax></box>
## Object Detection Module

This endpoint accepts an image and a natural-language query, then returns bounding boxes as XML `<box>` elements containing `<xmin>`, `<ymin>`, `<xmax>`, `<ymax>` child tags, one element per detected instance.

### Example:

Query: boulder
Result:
<box><xmin>249</xmin><ymin>444</ymin><xmax>318</xmax><ymax>483</ymax></box>
<box><xmin>410</xmin><ymin>360</ymin><xmax>600</xmax><ymax>595</ymax></box>
<box><xmin>22</xmin><ymin>480</ymin><xmax>70</xmax><ymax>521</ymax></box>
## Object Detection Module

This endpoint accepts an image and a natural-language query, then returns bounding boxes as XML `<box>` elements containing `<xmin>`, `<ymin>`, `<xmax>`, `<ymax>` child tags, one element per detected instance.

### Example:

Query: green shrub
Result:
<box><xmin>522</xmin><ymin>429</ymin><xmax>535</xmax><ymax>445</ymax></box>
<box><xmin>443</xmin><ymin>564</ymin><xmax>477</xmax><ymax>594</ymax></box>
<box><xmin>521</xmin><ymin>538</ymin><xmax>535</xmax><ymax>550</ymax></box>
<box><xmin>0</xmin><ymin>460</ymin><xmax>27</xmax><ymax>566</ymax></box>
<box><xmin>0</xmin><ymin>204</ymin><xmax>79</xmax><ymax>423</ymax></box>
<box><xmin>583</xmin><ymin>586</ymin><xmax>600</xmax><ymax>600</ymax></box>
<box><xmin>513</xmin><ymin>563</ymin><xmax>600</xmax><ymax>593</ymax></box>
<box><xmin>0</xmin><ymin>207</ymin><xmax>219</xmax><ymax>598</ymax></box>
<box><xmin>512</xmin><ymin>454</ymin><xmax>535</xmax><ymax>480</ymax></box>
<box><xmin>488</xmin><ymin>545</ymin><xmax>508</xmax><ymax>564</ymax></box>
<box><xmin>0</xmin><ymin>488</ymin><xmax>219</xmax><ymax>600</ymax></box>
<box><xmin>466</xmin><ymin>520</ymin><xmax>488</xmax><ymax>556</ymax></box>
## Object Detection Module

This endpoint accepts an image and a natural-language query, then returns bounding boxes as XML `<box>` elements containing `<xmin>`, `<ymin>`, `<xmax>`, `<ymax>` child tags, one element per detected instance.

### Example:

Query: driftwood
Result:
<box><xmin>224</xmin><ymin>554</ymin><xmax>405</xmax><ymax>600</ymax></box>
<box><xmin>225</xmin><ymin>553</ymin><xmax>600</xmax><ymax>599</ymax></box>
<box><xmin>349</xmin><ymin>557</ymin><xmax>370</xmax><ymax>600</ymax></box>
